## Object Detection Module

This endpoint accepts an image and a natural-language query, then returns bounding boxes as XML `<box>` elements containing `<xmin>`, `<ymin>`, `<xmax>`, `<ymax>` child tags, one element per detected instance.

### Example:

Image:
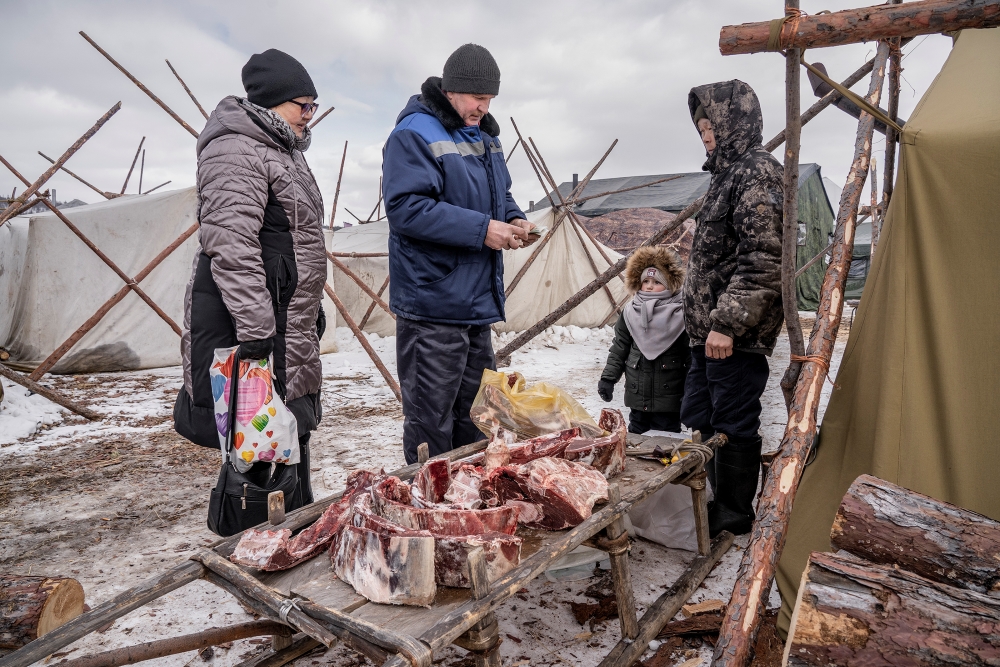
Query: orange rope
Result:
<box><xmin>767</xmin><ymin>7</ymin><xmax>805</xmax><ymax>52</ymax></box>
<box><xmin>791</xmin><ymin>354</ymin><xmax>838</xmax><ymax>387</ymax></box>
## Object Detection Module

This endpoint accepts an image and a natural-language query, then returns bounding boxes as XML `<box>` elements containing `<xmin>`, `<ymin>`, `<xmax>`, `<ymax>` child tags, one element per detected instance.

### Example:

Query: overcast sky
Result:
<box><xmin>1</xmin><ymin>1</ymin><xmax>953</xmax><ymax>224</ymax></box>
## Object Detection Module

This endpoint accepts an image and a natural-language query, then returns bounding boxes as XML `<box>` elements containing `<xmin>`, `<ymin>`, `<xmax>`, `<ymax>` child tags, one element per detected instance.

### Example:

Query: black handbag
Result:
<box><xmin>207</xmin><ymin>354</ymin><xmax>301</xmax><ymax>537</ymax></box>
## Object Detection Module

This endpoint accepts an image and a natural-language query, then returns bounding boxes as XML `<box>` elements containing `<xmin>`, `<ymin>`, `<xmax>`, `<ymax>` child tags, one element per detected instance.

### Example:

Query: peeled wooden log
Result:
<box><xmin>785</xmin><ymin>551</ymin><xmax>1000</xmax><ymax>666</ymax></box>
<box><xmin>0</xmin><ymin>576</ymin><xmax>85</xmax><ymax>649</ymax></box>
<box><xmin>832</xmin><ymin>474</ymin><xmax>1000</xmax><ymax>593</ymax></box>
<box><xmin>719</xmin><ymin>0</ymin><xmax>1000</xmax><ymax>56</ymax></box>
<box><xmin>712</xmin><ymin>40</ymin><xmax>893</xmax><ymax>667</ymax></box>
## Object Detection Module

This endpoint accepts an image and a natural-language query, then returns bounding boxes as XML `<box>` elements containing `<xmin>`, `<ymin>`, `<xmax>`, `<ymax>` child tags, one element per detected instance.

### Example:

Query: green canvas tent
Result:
<box><xmin>776</xmin><ymin>27</ymin><xmax>1000</xmax><ymax>634</ymax></box>
<box><xmin>535</xmin><ymin>164</ymin><xmax>838</xmax><ymax>310</ymax></box>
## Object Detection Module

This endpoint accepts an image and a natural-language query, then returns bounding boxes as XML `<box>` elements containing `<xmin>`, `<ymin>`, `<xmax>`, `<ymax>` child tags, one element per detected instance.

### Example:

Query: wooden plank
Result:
<box><xmin>597</xmin><ymin>532</ymin><xmax>733</xmax><ymax>667</ymax></box>
<box><xmin>379</xmin><ymin>453</ymin><xmax>708</xmax><ymax>666</ymax></box>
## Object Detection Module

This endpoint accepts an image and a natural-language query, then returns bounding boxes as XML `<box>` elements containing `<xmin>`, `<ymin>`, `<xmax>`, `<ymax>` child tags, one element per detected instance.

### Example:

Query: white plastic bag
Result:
<box><xmin>210</xmin><ymin>346</ymin><xmax>299</xmax><ymax>468</ymax></box>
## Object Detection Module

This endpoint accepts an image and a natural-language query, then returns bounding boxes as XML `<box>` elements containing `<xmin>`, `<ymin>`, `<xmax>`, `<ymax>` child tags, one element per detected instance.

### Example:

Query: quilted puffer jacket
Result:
<box><xmin>174</xmin><ymin>96</ymin><xmax>326</xmax><ymax>448</ymax></box>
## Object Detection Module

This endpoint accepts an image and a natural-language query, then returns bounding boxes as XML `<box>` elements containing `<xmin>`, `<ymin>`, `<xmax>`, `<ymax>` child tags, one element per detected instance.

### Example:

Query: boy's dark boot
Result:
<box><xmin>708</xmin><ymin>439</ymin><xmax>762</xmax><ymax>538</ymax></box>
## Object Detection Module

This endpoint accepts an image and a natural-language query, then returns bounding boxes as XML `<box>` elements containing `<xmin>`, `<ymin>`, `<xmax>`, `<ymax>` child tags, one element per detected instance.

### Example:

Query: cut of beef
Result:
<box><xmin>443</xmin><ymin>464</ymin><xmax>484</xmax><ymax>510</ymax></box>
<box><xmin>461</xmin><ymin>428</ymin><xmax>581</xmax><ymax>468</ymax></box>
<box><xmin>563</xmin><ymin>409</ymin><xmax>627</xmax><ymax>477</ymax></box>
<box><xmin>413</xmin><ymin>458</ymin><xmax>451</xmax><ymax>503</ymax></box>
<box><xmin>331</xmin><ymin>502</ymin><xmax>436</xmax><ymax>606</ymax></box>
<box><xmin>353</xmin><ymin>485</ymin><xmax>522</xmax><ymax>589</ymax></box>
<box><xmin>484</xmin><ymin>457</ymin><xmax>609</xmax><ymax>530</ymax></box>
<box><xmin>373</xmin><ymin>476</ymin><xmax>519</xmax><ymax>536</ymax></box>
<box><xmin>483</xmin><ymin>439</ymin><xmax>510</xmax><ymax>472</ymax></box>
<box><xmin>434</xmin><ymin>532</ymin><xmax>522</xmax><ymax>588</ymax></box>
<box><xmin>229</xmin><ymin>470</ymin><xmax>376</xmax><ymax>571</ymax></box>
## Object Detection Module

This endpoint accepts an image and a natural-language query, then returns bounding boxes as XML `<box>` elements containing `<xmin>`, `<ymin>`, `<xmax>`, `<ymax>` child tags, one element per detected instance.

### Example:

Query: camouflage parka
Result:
<box><xmin>683</xmin><ymin>80</ymin><xmax>784</xmax><ymax>354</ymax></box>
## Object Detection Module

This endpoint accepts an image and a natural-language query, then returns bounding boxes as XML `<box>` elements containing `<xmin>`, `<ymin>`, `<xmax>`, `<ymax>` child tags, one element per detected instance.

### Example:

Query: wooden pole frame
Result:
<box><xmin>323</xmin><ymin>284</ymin><xmax>401</xmax><ymax>402</ymax></box>
<box><xmin>329</xmin><ymin>141</ymin><xmax>347</xmax><ymax>228</ymax></box>
<box><xmin>358</xmin><ymin>275</ymin><xmax>391</xmax><ymax>330</ymax></box>
<box><xmin>37</xmin><ymin>151</ymin><xmax>116</xmax><ymax>200</ymax></box>
<box><xmin>29</xmin><ymin>223</ymin><xmax>199</xmax><ymax>380</ymax></box>
<box><xmin>0</xmin><ymin>155</ymin><xmax>182</xmax><ymax>343</ymax></box>
<box><xmin>0</xmin><ymin>103</ymin><xmax>121</xmax><ymax>226</ymax></box>
<box><xmin>711</xmin><ymin>40</ymin><xmax>893</xmax><ymax>667</ymax></box>
<box><xmin>120</xmin><ymin>137</ymin><xmax>145</xmax><ymax>195</ymax></box>
<box><xmin>165</xmin><ymin>59</ymin><xmax>209</xmax><ymax>120</ymax></box>
<box><xmin>80</xmin><ymin>31</ymin><xmax>200</xmax><ymax>139</ymax></box>
<box><xmin>780</xmin><ymin>0</ymin><xmax>807</xmax><ymax>411</ymax></box>
<box><xmin>326</xmin><ymin>252</ymin><xmax>395</xmax><ymax>320</ymax></box>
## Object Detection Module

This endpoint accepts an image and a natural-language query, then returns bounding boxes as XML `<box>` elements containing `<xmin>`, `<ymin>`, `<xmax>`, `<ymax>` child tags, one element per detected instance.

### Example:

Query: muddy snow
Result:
<box><xmin>0</xmin><ymin>312</ymin><xmax>849</xmax><ymax>667</ymax></box>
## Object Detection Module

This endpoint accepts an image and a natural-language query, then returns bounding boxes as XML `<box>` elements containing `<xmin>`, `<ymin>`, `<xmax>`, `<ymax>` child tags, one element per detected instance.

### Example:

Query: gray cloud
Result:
<box><xmin>1</xmin><ymin>0</ymin><xmax>952</xmax><ymax>222</ymax></box>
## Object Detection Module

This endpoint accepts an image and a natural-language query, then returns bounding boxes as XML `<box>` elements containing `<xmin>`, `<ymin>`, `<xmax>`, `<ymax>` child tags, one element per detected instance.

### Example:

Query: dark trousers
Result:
<box><xmin>297</xmin><ymin>432</ymin><xmax>313</xmax><ymax>506</ymax></box>
<box><xmin>628</xmin><ymin>410</ymin><xmax>682</xmax><ymax>435</ymax></box>
<box><xmin>396</xmin><ymin>316</ymin><xmax>495</xmax><ymax>464</ymax></box>
<box><xmin>680</xmin><ymin>346</ymin><xmax>769</xmax><ymax>451</ymax></box>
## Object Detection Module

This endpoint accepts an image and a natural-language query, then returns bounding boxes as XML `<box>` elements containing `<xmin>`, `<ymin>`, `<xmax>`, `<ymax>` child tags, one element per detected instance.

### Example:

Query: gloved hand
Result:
<box><xmin>316</xmin><ymin>306</ymin><xmax>327</xmax><ymax>340</ymax></box>
<box><xmin>237</xmin><ymin>338</ymin><xmax>274</xmax><ymax>360</ymax></box>
<box><xmin>597</xmin><ymin>379</ymin><xmax>615</xmax><ymax>402</ymax></box>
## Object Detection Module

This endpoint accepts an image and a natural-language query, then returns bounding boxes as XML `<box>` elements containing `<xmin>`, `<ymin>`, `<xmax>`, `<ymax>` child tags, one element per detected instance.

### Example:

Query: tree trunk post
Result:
<box><xmin>780</xmin><ymin>0</ymin><xmax>807</xmax><ymax>411</ymax></box>
<box><xmin>719</xmin><ymin>0</ymin><xmax>1000</xmax><ymax>55</ymax></box>
<box><xmin>605</xmin><ymin>483</ymin><xmax>639</xmax><ymax>640</ymax></box>
<box><xmin>711</xmin><ymin>40</ymin><xmax>892</xmax><ymax>667</ymax></box>
<box><xmin>0</xmin><ymin>576</ymin><xmax>85</xmax><ymax>649</ymax></box>
<box><xmin>880</xmin><ymin>23</ymin><xmax>903</xmax><ymax>221</ymax></box>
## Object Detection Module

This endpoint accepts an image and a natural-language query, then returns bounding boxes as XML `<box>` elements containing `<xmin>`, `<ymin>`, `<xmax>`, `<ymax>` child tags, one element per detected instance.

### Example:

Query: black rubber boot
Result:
<box><xmin>708</xmin><ymin>441</ymin><xmax>762</xmax><ymax>538</ymax></box>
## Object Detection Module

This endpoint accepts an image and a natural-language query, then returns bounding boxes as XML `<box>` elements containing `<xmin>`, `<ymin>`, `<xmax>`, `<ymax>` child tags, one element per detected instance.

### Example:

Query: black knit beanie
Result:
<box><xmin>442</xmin><ymin>44</ymin><xmax>501</xmax><ymax>95</ymax></box>
<box><xmin>242</xmin><ymin>49</ymin><xmax>318</xmax><ymax>109</ymax></box>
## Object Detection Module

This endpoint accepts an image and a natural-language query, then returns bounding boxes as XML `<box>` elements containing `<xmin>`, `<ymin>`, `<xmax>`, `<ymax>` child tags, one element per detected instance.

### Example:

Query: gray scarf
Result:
<box><xmin>622</xmin><ymin>290</ymin><xmax>686</xmax><ymax>360</ymax></box>
<box><xmin>236</xmin><ymin>97</ymin><xmax>312</xmax><ymax>152</ymax></box>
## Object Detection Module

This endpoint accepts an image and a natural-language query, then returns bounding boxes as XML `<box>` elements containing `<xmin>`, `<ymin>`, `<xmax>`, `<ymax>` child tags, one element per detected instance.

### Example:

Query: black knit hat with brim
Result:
<box><xmin>242</xmin><ymin>49</ymin><xmax>318</xmax><ymax>109</ymax></box>
<box><xmin>442</xmin><ymin>44</ymin><xmax>501</xmax><ymax>95</ymax></box>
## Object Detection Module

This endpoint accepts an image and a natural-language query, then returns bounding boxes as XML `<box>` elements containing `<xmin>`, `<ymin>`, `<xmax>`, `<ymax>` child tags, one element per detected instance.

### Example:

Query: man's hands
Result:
<box><xmin>485</xmin><ymin>219</ymin><xmax>534</xmax><ymax>250</ymax></box>
<box><xmin>705</xmin><ymin>331</ymin><xmax>734</xmax><ymax>360</ymax></box>
<box><xmin>510</xmin><ymin>219</ymin><xmax>539</xmax><ymax>247</ymax></box>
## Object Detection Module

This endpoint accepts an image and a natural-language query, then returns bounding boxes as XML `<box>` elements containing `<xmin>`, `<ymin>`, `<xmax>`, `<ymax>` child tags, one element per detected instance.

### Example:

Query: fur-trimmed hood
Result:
<box><xmin>625</xmin><ymin>246</ymin><xmax>684</xmax><ymax>294</ymax></box>
<box><xmin>402</xmin><ymin>76</ymin><xmax>501</xmax><ymax>137</ymax></box>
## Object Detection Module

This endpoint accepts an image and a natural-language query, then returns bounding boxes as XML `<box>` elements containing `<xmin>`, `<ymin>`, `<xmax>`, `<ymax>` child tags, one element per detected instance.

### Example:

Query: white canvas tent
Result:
<box><xmin>328</xmin><ymin>208</ymin><xmax>629</xmax><ymax>335</ymax></box>
<box><xmin>1</xmin><ymin>188</ymin><xmax>338</xmax><ymax>375</ymax></box>
<box><xmin>1</xmin><ymin>188</ymin><xmax>199</xmax><ymax>373</ymax></box>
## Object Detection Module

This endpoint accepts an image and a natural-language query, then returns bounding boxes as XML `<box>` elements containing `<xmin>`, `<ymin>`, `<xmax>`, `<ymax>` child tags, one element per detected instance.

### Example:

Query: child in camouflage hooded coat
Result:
<box><xmin>680</xmin><ymin>79</ymin><xmax>784</xmax><ymax>538</ymax></box>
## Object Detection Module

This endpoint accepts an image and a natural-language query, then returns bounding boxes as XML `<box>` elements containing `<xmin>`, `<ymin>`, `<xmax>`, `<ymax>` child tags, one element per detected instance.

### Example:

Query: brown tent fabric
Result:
<box><xmin>583</xmin><ymin>207</ymin><xmax>695</xmax><ymax>261</ymax></box>
<box><xmin>777</xmin><ymin>28</ymin><xmax>1000</xmax><ymax>634</ymax></box>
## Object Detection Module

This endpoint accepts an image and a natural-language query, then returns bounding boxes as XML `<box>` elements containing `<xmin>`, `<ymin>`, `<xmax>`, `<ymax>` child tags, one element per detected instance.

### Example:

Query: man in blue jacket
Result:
<box><xmin>383</xmin><ymin>43</ymin><xmax>534</xmax><ymax>464</ymax></box>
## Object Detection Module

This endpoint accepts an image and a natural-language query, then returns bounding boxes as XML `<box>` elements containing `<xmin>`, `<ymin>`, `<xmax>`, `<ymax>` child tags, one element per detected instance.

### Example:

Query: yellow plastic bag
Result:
<box><xmin>470</xmin><ymin>369</ymin><xmax>601</xmax><ymax>440</ymax></box>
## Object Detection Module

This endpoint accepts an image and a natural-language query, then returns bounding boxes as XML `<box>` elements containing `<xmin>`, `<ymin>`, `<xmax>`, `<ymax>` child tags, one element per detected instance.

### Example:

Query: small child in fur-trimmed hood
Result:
<box><xmin>598</xmin><ymin>246</ymin><xmax>691</xmax><ymax>434</ymax></box>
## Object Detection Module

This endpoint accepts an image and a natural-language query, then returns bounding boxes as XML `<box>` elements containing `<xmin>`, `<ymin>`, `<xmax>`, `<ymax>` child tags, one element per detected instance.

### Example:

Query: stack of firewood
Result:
<box><xmin>785</xmin><ymin>474</ymin><xmax>1000</xmax><ymax>665</ymax></box>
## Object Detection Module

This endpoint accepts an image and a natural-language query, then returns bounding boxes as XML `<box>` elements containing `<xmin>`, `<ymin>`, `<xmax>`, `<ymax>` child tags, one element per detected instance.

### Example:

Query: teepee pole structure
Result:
<box><xmin>711</xmin><ymin>39</ymin><xmax>892</xmax><ymax>667</ymax></box>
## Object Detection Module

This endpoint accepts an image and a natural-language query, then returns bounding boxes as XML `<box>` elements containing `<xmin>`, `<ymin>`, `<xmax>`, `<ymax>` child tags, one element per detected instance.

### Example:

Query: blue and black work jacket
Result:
<box><xmin>382</xmin><ymin>77</ymin><xmax>526</xmax><ymax>325</ymax></box>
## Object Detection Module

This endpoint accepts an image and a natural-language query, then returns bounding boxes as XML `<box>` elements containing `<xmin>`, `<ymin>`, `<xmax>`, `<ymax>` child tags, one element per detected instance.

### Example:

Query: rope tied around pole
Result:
<box><xmin>653</xmin><ymin>437</ymin><xmax>717</xmax><ymax>485</ymax></box>
<box><xmin>278</xmin><ymin>597</ymin><xmax>302</xmax><ymax>623</ymax></box>
<box><xmin>767</xmin><ymin>7</ymin><xmax>805</xmax><ymax>52</ymax></box>
<box><xmin>790</xmin><ymin>353</ymin><xmax>839</xmax><ymax>387</ymax></box>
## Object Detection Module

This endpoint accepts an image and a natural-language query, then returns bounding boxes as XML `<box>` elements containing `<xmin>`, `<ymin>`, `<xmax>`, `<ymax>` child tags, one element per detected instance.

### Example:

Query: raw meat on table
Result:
<box><xmin>355</xmin><ymin>483</ymin><xmax>522</xmax><ymax>589</ymax></box>
<box><xmin>413</xmin><ymin>458</ymin><xmax>451</xmax><ymax>504</ymax></box>
<box><xmin>443</xmin><ymin>464</ymin><xmax>484</xmax><ymax>510</ymax></box>
<box><xmin>373</xmin><ymin>476</ymin><xmax>519</xmax><ymax>536</ymax></box>
<box><xmin>482</xmin><ymin>438</ymin><xmax>510</xmax><ymax>472</ymax></box>
<box><xmin>461</xmin><ymin>428</ymin><xmax>580</xmax><ymax>469</ymax></box>
<box><xmin>331</xmin><ymin>507</ymin><xmax>436</xmax><ymax>606</ymax></box>
<box><xmin>563</xmin><ymin>409</ymin><xmax>627</xmax><ymax>477</ymax></box>
<box><xmin>434</xmin><ymin>532</ymin><xmax>523</xmax><ymax>588</ymax></box>
<box><xmin>229</xmin><ymin>470</ymin><xmax>376</xmax><ymax>571</ymax></box>
<box><xmin>484</xmin><ymin>457</ymin><xmax>609</xmax><ymax>530</ymax></box>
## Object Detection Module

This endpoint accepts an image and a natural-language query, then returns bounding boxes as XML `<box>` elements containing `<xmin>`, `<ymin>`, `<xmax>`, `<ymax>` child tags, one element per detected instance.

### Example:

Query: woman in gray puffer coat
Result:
<box><xmin>173</xmin><ymin>49</ymin><xmax>326</xmax><ymax>505</ymax></box>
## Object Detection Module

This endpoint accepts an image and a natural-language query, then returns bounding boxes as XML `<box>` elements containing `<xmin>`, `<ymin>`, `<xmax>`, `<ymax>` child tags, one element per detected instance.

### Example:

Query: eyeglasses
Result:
<box><xmin>288</xmin><ymin>100</ymin><xmax>319</xmax><ymax>115</ymax></box>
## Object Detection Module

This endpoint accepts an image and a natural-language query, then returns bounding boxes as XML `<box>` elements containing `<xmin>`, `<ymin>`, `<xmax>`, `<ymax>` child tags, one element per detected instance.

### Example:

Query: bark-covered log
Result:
<box><xmin>0</xmin><ymin>576</ymin><xmax>85</xmax><ymax>649</ymax></box>
<box><xmin>719</xmin><ymin>0</ymin><xmax>1000</xmax><ymax>56</ymax></box>
<box><xmin>832</xmin><ymin>474</ymin><xmax>1000</xmax><ymax>593</ymax></box>
<box><xmin>711</xmin><ymin>41</ymin><xmax>893</xmax><ymax>667</ymax></box>
<box><xmin>785</xmin><ymin>551</ymin><xmax>1000</xmax><ymax>666</ymax></box>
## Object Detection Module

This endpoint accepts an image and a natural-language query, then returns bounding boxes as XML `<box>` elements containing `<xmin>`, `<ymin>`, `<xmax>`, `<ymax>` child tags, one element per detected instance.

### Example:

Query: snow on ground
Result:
<box><xmin>0</xmin><ymin>314</ymin><xmax>848</xmax><ymax>667</ymax></box>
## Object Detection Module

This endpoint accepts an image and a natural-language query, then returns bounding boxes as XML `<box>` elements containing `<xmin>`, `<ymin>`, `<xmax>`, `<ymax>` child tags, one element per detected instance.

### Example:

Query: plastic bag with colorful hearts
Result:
<box><xmin>210</xmin><ymin>346</ymin><xmax>299</xmax><ymax>466</ymax></box>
